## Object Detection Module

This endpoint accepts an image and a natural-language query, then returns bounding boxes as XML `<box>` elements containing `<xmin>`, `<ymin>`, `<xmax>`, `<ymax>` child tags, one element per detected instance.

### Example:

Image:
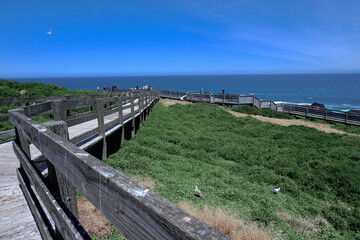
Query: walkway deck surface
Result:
<box><xmin>0</xmin><ymin>141</ymin><xmax>41</xmax><ymax>240</ymax></box>
<box><xmin>0</xmin><ymin>103</ymin><xmax>139</xmax><ymax>239</ymax></box>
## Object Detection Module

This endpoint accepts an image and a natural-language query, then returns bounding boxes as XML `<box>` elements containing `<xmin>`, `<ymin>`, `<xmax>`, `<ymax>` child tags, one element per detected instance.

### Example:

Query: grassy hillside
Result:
<box><xmin>0</xmin><ymin>78</ymin><xmax>97</xmax><ymax>99</ymax></box>
<box><xmin>106</xmin><ymin>102</ymin><xmax>360</xmax><ymax>239</ymax></box>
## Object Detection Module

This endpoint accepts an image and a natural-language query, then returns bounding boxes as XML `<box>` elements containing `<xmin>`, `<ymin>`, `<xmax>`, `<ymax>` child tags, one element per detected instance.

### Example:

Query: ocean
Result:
<box><xmin>12</xmin><ymin>73</ymin><xmax>360</xmax><ymax>111</ymax></box>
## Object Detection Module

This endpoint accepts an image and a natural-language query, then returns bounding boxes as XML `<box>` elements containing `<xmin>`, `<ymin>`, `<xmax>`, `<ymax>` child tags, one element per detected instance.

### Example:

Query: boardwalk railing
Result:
<box><xmin>279</xmin><ymin>103</ymin><xmax>360</xmax><ymax>126</ymax></box>
<box><xmin>8</xmin><ymin>90</ymin><xmax>229</xmax><ymax>240</ymax></box>
<box><xmin>0</xmin><ymin>91</ymin><xmax>148</xmax><ymax>141</ymax></box>
<box><xmin>158</xmin><ymin>88</ymin><xmax>360</xmax><ymax>126</ymax></box>
<box><xmin>158</xmin><ymin>89</ymin><xmax>277</xmax><ymax>110</ymax></box>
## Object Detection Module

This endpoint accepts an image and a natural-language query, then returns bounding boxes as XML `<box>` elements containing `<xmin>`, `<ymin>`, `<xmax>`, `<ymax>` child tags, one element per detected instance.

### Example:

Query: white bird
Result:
<box><xmin>180</xmin><ymin>94</ymin><xmax>187</xmax><ymax>101</ymax></box>
<box><xmin>195</xmin><ymin>186</ymin><xmax>202</xmax><ymax>197</ymax></box>
<box><xmin>46</xmin><ymin>29</ymin><xmax>52</xmax><ymax>35</ymax></box>
<box><xmin>272</xmin><ymin>187</ymin><xmax>280</xmax><ymax>194</ymax></box>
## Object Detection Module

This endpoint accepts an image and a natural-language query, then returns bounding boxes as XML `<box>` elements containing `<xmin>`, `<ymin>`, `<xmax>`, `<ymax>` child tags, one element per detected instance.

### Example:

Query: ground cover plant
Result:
<box><xmin>232</xmin><ymin>105</ymin><xmax>360</xmax><ymax>135</ymax></box>
<box><xmin>106</xmin><ymin>102</ymin><xmax>360</xmax><ymax>239</ymax></box>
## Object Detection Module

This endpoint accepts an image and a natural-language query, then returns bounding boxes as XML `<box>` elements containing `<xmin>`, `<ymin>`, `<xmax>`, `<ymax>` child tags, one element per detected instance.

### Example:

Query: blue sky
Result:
<box><xmin>1</xmin><ymin>0</ymin><xmax>360</xmax><ymax>77</ymax></box>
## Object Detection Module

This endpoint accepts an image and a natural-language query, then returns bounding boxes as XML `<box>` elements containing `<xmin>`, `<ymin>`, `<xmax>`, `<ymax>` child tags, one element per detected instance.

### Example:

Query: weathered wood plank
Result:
<box><xmin>0</xmin><ymin>114</ymin><xmax>9</xmax><ymax>121</ymax></box>
<box><xmin>23</xmin><ymin>101</ymin><xmax>52</xmax><ymax>117</ymax></box>
<box><xmin>16</xmin><ymin>168</ymin><xmax>55</xmax><ymax>240</ymax></box>
<box><xmin>96</xmin><ymin>99</ymin><xmax>107</xmax><ymax>160</ymax></box>
<box><xmin>44</xmin><ymin>121</ymin><xmax>78</xmax><ymax>219</ymax></box>
<box><xmin>0</xmin><ymin>141</ymin><xmax>41</xmax><ymax>240</ymax></box>
<box><xmin>66</xmin><ymin>111</ymin><xmax>97</xmax><ymax>127</ymax></box>
<box><xmin>0</xmin><ymin>129</ymin><xmax>15</xmax><ymax>139</ymax></box>
<box><xmin>8</xmin><ymin>110</ymin><xmax>229</xmax><ymax>240</ymax></box>
<box><xmin>13</xmin><ymin>142</ymin><xmax>89</xmax><ymax>240</ymax></box>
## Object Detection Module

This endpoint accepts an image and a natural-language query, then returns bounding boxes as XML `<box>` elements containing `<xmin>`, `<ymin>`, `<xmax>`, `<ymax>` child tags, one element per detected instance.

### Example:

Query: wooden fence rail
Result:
<box><xmin>158</xmin><ymin>88</ymin><xmax>360</xmax><ymax>126</ymax></box>
<box><xmin>8</xmin><ymin>90</ymin><xmax>228</xmax><ymax>240</ymax></box>
<box><xmin>0</xmin><ymin>90</ymin><xmax>148</xmax><ymax>141</ymax></box>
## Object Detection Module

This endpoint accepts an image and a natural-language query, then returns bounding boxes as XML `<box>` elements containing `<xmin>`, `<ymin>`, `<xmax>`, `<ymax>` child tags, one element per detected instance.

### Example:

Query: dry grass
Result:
<box><xmin>76</xmin><ymin>175</ymin><xmax>156</xmax><ymax>238</ymax></box>
<box><xmin>131</xmin><ymin>174</ymin><xmax>157</xmax><ymax>189</ymax></box>
<box><xmin>77</xmin><ymin>197</ymin><xmax>113</xmax><ymax>237</ymax></box>
<box><xmin>276</xmin><ymin>212</ymin><xmax>330</xmax><ymax>237</ymax></box>
<box><xmin>228</xmin><ymin>108</ymin><xmax>360</xmax><ymax>136</ymax></box>
<box><xmin>178</xmin><ymin>201</ymin><xmax>274</xmax><ymax>240</ymax></box>
<box><xmin>160</xmin><ymin>98</ymin><xmax>192</xmax><ymax>107</ymax></box>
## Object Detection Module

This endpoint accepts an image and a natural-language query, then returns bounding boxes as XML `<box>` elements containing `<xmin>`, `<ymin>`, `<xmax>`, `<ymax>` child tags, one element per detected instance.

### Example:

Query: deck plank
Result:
<box><xmin>0</xmin><ymin>141</ymin><xmax>41</xmax><ymax>240</ymax></box>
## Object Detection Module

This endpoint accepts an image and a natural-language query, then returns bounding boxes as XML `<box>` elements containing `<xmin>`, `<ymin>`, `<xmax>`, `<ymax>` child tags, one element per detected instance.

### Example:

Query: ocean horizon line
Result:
<box><xmin>6</xmin><ymin>72</ymin><xmax>360</xmax><ymax>79</ymax></box>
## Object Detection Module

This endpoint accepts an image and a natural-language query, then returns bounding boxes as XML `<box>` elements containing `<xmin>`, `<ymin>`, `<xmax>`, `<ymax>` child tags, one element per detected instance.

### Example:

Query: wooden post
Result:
<box><xmin>52</xmin><ymin>100</ymin><xmax>67</xmax><ymax>121</ymax></box>
<box><xmin>238</xmin><ymin>95</ymin><xmax>240</xmax><ymax>107</ymax></box>
<box><xmin>131</xmin><ymin>96</ymin><xmax>135</xmax><ymax>138</ymax></box>
<box><xmin>43</xmin><ymin>121</ymin><xmax>78</xmax><ymax>220</ymax></box>
<box><xmin>144</xmin><ymin>93</ymin><xmax>148</xmax><ymax>117</ymax></box>
<box><xmin>252</xmin><ymin>97</ymin><xmax>255</xmax><ymax>107</ymax></box>
<box><xmin>13</xmin><ymin>109</ymin><xmax>31</xmax><ymax>159</ymax></box>
<box><xmin>96</xmin><ymin>99</ymin><xmax>107</xmax><ymax>160</ymax></box>
<box><xmin>117</xmin><ymin>97</ymin><xmax>125</xmax><ymax>144</ymax></box>
<box><xmin>345</xmin><ymin>113</ymin><xmax>348</xmax><ymax>124</ymax></box>
<box><xmin>139</xmin><ymin>95</ymin><xmax>143</xmax><ymax>127</ymax></box>
<box><xmin>64</xmin><ymin>96</ymin><xmax>71</xmax><ymax>117</ymax></box>
<box><xmin>22</xmin><ymin>102</ymin><xmax>30</xmax><ymax>108</ymax></box>
<box><xmin>306</xmin><ymin>107</ymin><xmax>308</xmax><ymax>117</ymax></box>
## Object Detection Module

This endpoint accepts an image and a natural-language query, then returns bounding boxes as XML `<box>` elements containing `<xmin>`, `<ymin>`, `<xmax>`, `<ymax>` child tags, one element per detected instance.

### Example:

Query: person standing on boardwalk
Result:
<box><xmin>200</xmin><ymin>88</ymin><xmax>204</xmax><ymax>102</ymax></box>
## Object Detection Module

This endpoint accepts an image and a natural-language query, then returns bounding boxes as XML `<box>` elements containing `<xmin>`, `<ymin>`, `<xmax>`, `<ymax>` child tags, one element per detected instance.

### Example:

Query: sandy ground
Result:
<box><xmin>160</xmin><ymin>99</ymin><xmax>358</xmax><ymax>136</ymax></box>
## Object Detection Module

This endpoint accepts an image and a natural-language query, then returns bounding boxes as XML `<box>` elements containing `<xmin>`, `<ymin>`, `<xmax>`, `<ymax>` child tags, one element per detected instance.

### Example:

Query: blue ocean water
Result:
<box><xmin>12</xmin><ymin>74</ymin><xmax>360</xmax><ymax>111</ymax></box>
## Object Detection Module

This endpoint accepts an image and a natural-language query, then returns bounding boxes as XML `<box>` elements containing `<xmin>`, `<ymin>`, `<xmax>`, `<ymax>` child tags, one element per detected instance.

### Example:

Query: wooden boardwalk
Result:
<box><xmin>0</xmin><ymin>101</ymin><xmax>136</xmax><ymax>239</ymax></box>
<box><xmin>0</xmin><ymin>141</ymin><xmax>41</xmax><ymax>240</ymax></box>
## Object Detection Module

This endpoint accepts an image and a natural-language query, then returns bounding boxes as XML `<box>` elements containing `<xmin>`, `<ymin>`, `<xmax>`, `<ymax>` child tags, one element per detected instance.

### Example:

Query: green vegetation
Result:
<box><xmin>232</xmin><ymin>105</ymin><xmax>294</xmax><ymax>119</ymax></box>
<box><xmin>106</xmin><ymin>102</ymin><xmax>360</xmax><ymax>239</ymax></box>
<box><xmin>92</xmin><ymin>228</ymin><xmax>126</xmax><ymax>240</ymax></box>
<box><xmin>232</xmin><ymin>105</ymin><xmax>360</xmax><ymax>135</ymax></box>
<box><xmin>0</xmin><ymin>78</ymin><xmax>98</xmax><ymax>99</ymax></box>
<box><xmin>0</xmin><ymin>79</ymin><xmax>101</xmax><ymax>141</ymax></box>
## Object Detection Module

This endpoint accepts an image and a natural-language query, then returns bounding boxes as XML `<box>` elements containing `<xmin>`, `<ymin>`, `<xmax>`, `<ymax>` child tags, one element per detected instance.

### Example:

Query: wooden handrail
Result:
<box><xmin>8</xmin><ymin>91</ymin><xmax>228</xmax><ymax>240</ymax></box>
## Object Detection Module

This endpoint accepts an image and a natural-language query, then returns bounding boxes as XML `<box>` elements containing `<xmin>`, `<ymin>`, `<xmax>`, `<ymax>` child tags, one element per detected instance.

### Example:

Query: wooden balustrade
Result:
<box><xmin>7</xmin><ymin>90</ymin><xmax>228</xmax><ymax>240</ymax></box>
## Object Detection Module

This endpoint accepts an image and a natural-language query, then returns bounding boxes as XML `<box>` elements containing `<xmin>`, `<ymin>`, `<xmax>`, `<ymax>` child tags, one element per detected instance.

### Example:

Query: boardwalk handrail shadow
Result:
<box><xmin>8</xmin><ymin>90</ymin><xmax>229</xmax><ymax>240</ymax></box>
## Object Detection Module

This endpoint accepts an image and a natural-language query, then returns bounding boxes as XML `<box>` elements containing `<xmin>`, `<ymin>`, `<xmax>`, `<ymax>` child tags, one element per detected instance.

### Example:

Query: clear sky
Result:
<box><xmin>1</xmin><ymin>0</ymin><xmax>360</xmax><ymax>77</ymax></box>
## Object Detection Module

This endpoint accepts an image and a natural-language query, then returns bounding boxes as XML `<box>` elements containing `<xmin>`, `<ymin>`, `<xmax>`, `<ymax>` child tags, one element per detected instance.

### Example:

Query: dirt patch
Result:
<box><xmin>78</xmin><ymin>197</ymin><xmax>112</xmax><ymax>237</ymax></box>
<box><xmin>160</xmin><ymin>99</ymin><xmax>192</xmax><ymax>107</ymax></box>
<box><xmin>228</xmin><ymin>110</ymin><xmax>359</xmax><ymax>136</ymax></box>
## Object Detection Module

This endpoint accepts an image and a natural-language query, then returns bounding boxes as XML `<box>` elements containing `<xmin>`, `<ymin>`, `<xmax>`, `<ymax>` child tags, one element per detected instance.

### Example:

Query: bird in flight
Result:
<box><xmin>46</xmin><ymin>29</ymin><xmax>52</xmax><ymax>35</ymax></box>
